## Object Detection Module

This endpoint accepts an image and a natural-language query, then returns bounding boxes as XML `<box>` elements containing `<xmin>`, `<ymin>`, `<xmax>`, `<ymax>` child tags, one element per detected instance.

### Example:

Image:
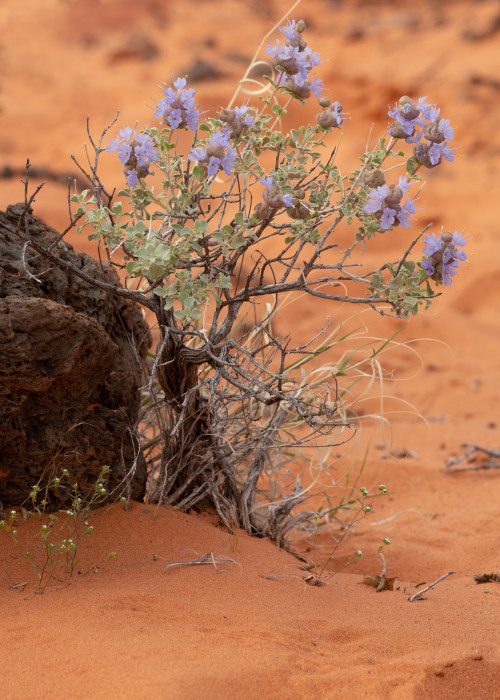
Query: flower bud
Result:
<box><xmin>281</xmin><ymin>76</ymin><xmax>311</xmax><ymax>100</ymax></box>
<box><xmin>275</xmin><ymin>56</ymin><xmax>300</xmax><ymax>75</ymax></box>
<box><xmin>295</xmin><ymin>19</ymin><xmax>307</xmax><ymax>33</ymax></box>
<box><xmin>423</xmin><ymin>117</ymin><xmax>446</xmax><ymax>144</ymax></box>
<box><xmin>363</xmin><ymin>169</ymin><xmax>386</xmax><ymax>188</ymax></box>
<box><xmin>263</xmin><ymin>184</ymin><xmax>284</xmax><ymax>208</ymax></box>
<box><xmin>286</xmin><ymin>201</ymin><xmax>310</xmax><ymax>220</ymax></box>
<box><xmin>318</xmin><ymin>97</ymin><xmax>330</xmax><ymax>108</ymax></box>
<box><xmin>206</xmin><ymin>142</ymin><xmax>225</xmax><ymax>159</ymax></box>
<box><xmin>384</xmin><ymin>183</ymin><xmax>403</xmax><ymax>209</ymax></box>
<box><xmin>218</xmin><ymin>108</ymin><xmax>234</xmax><ymax>123</ymax></box>
<box><xmin>388</xmin><ymin>120</ymin><xmax>412</xmax><ymax>139</ymax></box>
<box><xmin>398</xmin><ymin>96</ymin><xmax>419</xmax><ymax>121</ymax></box>
<box><xmin>413</xmin><ymin>143</ymin><xmax>439</xmax><ymax>168</ymax></box>
<box><xmin>254</xmin><ymin>202</ymin><xmax>273</xmax><ymax>220</ymax></box>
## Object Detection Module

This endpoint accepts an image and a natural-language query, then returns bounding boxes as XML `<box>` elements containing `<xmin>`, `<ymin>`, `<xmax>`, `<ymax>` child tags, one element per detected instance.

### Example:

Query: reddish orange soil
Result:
<box><xmin>1</xmin><ymin>1</ymin><xmax>500</xmax><ymax>697</ymax></box>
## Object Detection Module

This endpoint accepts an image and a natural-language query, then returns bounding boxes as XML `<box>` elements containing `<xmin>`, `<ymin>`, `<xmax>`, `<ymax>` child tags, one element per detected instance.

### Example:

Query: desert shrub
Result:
<box><xmin>13</xmin><ymin>16</ymin><xmax>466</xmax><ymax>546</ymax></box>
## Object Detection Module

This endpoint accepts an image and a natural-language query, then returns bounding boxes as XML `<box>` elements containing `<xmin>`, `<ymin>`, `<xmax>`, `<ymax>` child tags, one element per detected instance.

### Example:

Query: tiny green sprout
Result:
<box><xmin>378</xmin><ymin>484</ymin><xmax>388</xmax><ymax>493</ymax></box>
<box><xmin>119</xmin><ymin>497</ymin><xmax>126</xmax><ymax>504</ymax></box>
<box><xmin>106</xmin><ymin>551</ymin><xmax>117</xmax><ymax>558</ymax></box>
<box><xmin>360</xmin><ymin>486</ymin><xmax>368</xmax><ymax>496</ymax></box>
<box><xmin>382</xmin><ymin>537</ymin><xmax>391</xmax><ymax>545</ymax></box>
<box><xmin>363</xmin><ymin>505</ymin><xmax>372</xmax><ymax>513</ymax></box>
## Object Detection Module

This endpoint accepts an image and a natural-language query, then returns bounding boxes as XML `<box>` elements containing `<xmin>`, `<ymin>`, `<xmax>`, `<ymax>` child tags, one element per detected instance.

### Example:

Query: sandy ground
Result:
<box><xmin>1</xmin><ymin>0</ymin><xmax>500</xmax><ymax>697</ymax></box>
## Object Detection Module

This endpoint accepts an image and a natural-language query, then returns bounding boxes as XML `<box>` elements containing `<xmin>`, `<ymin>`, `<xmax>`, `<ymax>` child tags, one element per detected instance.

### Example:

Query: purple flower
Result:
<box><xmin>155</xmin><ymin>76</ymin><xmax>200</xmax><ymax>131</ymax></box>
<box><xmin>265</xmin><ymin>19</ymin><xmax>322</xmax><ymax>99</ymax></box>
<box><xmin>364</xmin><ymin>178</ymin><xmax>415</xmax><ymax>230</ymax></box>
<box><xmin>259</xmin><ymin>176</ymin><xmax>294</xmax><ymax>210</ymax></box>
<box><xmin>125</xmin><ymin>170</ymin><xmax>139</xmax><ymax>188</ymax></box>
<box><xmin>397</xmin><ymin>198</ymin><xmax>416</xmax><ymax>228</ymax></box>
<box><xmin>364</xmin><ymin>185</ymin><xmax>389</xmax><ymax>214</ymax></box>
<box><xmin>316</xmin><ymin>99</ymin><xmax>345</xmax><ymax>129</ymax></box>
<box><xmin>428</xmin><ymin>142</ymin><xmax>455</xmax><ymax>165</ymax></box>
<box><xmin>260</xmin><ymin>176</ymin><xmax>274</xmax><ymax>188</ymax></box>
<box><xmin>106</xmin><ymin>127</ymin><xmax>158</xmax><ymax>188</ymax></box>
<box><xmin>106</xmin><ymin>126</ymin><xmax>133</xmax><ymax>164</ymax></box>
<box><xmin>421</xmin><ymin>231</ymin><xmax>467</xmax><ymax>286</ymax></box>
<box><xmin>415</xmin><ymin>141</ymin><xmax>456</xmax><ymax>167</ymax></box>
<box><xmin>398</xmin><ymin>175</ymin><xmax>410</xmax><ymax>195</ymax></box>
<box><xmin>134</xmin><ymin>133</ymin><xmax>158</xmax><ymax>168</ymax></box>
<box><xmin>278</xmin><ymin>74</ymin><xmax>324</xmax><ymax>100</ymax></box>
<box><xmin>388</xmin><ymin>96</ymin><xmax>424</xmax><ymax>137</ymax></box>
<box><xmin>219</xmin><ymin>103</ymin><xmax>255</xmax><ymax>138</ymax></box>
<box><xmin>188</xmin><ymin>130</ymin><xmax>236</xmax><ymax>177</ymax></box>
<box><xmin>280</xmin><ymin>19</ymin><xmax>301</xmax><ymax>42</ymax></box>
<box><xmin>380</xmin><ymin>207</ymin><xmax>396</xmax><ymax>229</ymax></box>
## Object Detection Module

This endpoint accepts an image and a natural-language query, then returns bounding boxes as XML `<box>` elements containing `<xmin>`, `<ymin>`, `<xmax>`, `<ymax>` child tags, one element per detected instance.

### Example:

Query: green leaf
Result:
<box><xmin>174</xmin><ymin>309</ymin><xmax>186</xmax><ymax>320</ymax></box>
<box><xmin>192</xmin><ymin>165</ymin><xmax>206</xmax><ymax>180</ymax></box>
<box><xmin>198</xmin><ymin>123</ymin><xmax>211</xmax><ymax>132</ymax></box>
<box><xmin>126</xmin><ymin>261</ymin><xmax>143</xmax><ymax>274</ymax></box>
<box><xmin>193</xmin><ymin>219</ymin><xmax>209</xmax><ymax>235</ymax></box>
<box><xmin>212</xmin><ymin>231</ymin><xmax>225</xmax><ymax>244</ymax></box>
<box><xmin>229</xmin><ymin>236</ymin><xmax>245</xmax><ymax>249</ymax></box>
<box><xmin>217</xmin><ymin>273</ymin><xmax>232</xmax><ymax>290</ymax></box>
<box><xmin>406</xmin><ymin>157</ymin><xmax>417</xmax><ymax>176</ymax></box>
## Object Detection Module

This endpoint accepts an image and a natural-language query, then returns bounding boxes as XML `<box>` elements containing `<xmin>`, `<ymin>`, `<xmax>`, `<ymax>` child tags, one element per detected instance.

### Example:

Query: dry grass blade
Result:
<box><xmin>153</xmin><ymin>550</ymin><xmax>242</xmax><ymax>574</ymax></box>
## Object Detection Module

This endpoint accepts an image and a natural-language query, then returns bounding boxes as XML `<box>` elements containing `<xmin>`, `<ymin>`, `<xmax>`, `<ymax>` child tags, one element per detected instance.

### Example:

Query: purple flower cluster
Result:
<box><xmin>387</xmin><ymin>96</ymin><xmax>455</xmax><ymax>168</ymax></box>
<box><xmin>363</xmin><ymin>174</ymin><xmax>416</xmax><ymax>231</ymax></box>
<box><xmin>266</xmin><ymin>19</ymin><xmax>323</xmax><ymax>100</ymax></box>
<box><xmin>188</xmin><ymin>130</ymin><xmax>236</xmax><ymax>178</ymax></box>
<box><xmin>154</xmin><ymin>77</ymin><xmax>200</xmax><ymax>131</ymax></box>
<box><xmin>106</xmin><ymin>127</ymin><xmax>158</xmax><ymax>188</ymax></box>
<box><xmin>254</xmin><ymin>176</ymin><xmax>295</xmax><ymax>219</ymax></box>
<box><xmin>219</xmin><ymin>104</ymin><xmax>255</xmax><ymax>138</ymax></box>
<box><xmin>316</xmin><ymin>98</ymin><xmax>345</xmax><ymax>130</ymax></box>
<box><xmin>420</xmin><ymin>231</ymin><xmax>467</xmax><ymax>286</ymax></box>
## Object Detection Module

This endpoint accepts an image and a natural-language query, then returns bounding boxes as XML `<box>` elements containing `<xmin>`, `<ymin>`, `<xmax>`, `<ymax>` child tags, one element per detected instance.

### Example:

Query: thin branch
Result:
<box><xmin>409</xmin><ymin>571</ymin><xmax>455</xmax><ymax>601</ymax></box>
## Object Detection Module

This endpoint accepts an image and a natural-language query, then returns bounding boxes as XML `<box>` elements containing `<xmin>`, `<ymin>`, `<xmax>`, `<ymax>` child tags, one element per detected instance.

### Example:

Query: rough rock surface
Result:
<box><xmin>0</xmin><ymin>203</ymin><xmax>152</xmax><ymax>507</ymax></box>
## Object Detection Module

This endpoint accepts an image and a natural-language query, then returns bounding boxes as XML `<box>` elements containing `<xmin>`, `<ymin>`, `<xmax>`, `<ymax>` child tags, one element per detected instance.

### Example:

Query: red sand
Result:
<box><xmin>1</xmin><ymin>1</ymin><xmax>499</xmax><ymax>697</ymax></box>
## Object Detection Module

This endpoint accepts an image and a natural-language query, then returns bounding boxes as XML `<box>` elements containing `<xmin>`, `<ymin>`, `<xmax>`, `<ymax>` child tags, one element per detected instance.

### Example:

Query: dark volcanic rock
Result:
<box><xmin>0</xmin><ymin>203</ymin><xmax>152</xmax><ymax>507</ymax></box>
